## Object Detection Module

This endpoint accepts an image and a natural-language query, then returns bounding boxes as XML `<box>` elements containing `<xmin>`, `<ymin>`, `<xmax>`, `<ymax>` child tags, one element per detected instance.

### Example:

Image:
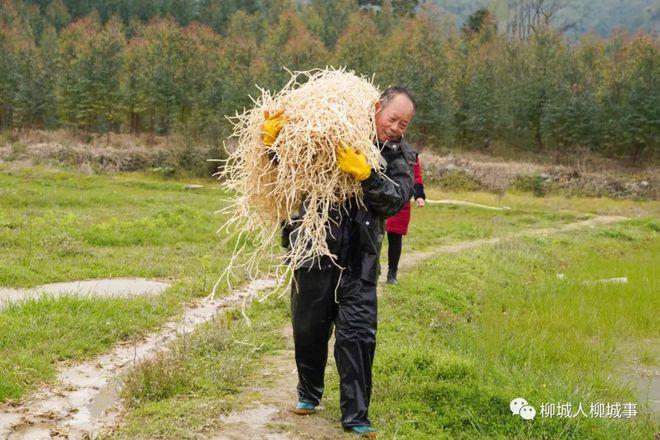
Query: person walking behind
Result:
<box><xmin>385</xmin><ymin>156</ymin><xmax>425</xmax><ymax>284</ymax></box>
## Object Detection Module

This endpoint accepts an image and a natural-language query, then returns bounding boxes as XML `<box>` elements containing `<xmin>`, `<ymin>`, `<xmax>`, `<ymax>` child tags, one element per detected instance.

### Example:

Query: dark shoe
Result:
<box><xmin>347</xmin><ymin>425</ymin><xmax>378</xmax><ymax>438</ymax></box>
<box><xmin>289</xmin><ymin>401</ymin><xmax>316</xmax><ymax>415</ymax></box>
<box><xmin>386</xmin><ymin>269</ymin><xmax>398</xmax><ymax>284</ymax></box>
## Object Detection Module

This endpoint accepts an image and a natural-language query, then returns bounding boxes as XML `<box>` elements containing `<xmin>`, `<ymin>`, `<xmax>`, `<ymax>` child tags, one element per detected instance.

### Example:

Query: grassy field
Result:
<box><xmin>0</xmin><ymin>165</ymin><xmax>239</xmax><ymax>400</ymax></box>
<box><xmin>0</xmin><ymin>165</ymin><xmax>232</xmax><ymax>288</ymax></box>
<box><xmin>394</xmin><ymin>187</ymin><xmax>658</xmax><ymax>252</ymax></box>
<box><xmin>0</xmin><ymin>165</ymin><xmax>595</xmax><ymax>403</ymax></box>
<box><xmin>1</xmin><ymin>164</ymin><xmax>658</xmax><ymax>439</ymax></box>
<box><xmin>321</xmin><ymin>218</ymin><xmax>659</xmax><ymax>439</ymax></box>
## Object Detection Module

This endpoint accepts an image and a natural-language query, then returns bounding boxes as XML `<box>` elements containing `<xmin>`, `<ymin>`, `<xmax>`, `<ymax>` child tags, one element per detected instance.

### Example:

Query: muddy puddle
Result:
<box><xmin>0</xmin><ymin>278</ymin><xmax>172</xmax><ymax>310</ymax></box>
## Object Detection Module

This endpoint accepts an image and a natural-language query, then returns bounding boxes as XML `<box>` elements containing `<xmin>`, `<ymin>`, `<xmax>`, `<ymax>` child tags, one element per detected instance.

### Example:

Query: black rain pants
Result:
<box><xmin>291</xmin><ymin>262</ymin><xmax>377</xmax><ymax>428</ymax></box>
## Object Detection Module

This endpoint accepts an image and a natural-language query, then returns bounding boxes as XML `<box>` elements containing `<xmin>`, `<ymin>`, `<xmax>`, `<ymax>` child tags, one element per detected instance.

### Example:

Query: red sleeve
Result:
<box><xmin>414</xmin><ymin>157</ymin><xmax>423</xmax><ymax>185</ymax></box>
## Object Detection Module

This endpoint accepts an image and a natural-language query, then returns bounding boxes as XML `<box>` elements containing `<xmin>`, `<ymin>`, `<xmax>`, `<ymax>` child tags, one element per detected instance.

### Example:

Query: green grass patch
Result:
<box><xmin>425</xmin><ymin>188</ymin><xmax>660</xmax><ymax>217</ymax></box>
<box><xmin>0</xmin><ymin>166</ymin><xmax>234</xmax><ymax>288</ymax></box>
<box><xmin>2</xmin><ymin>165</ymin><xmax>658</xmax><ymax>438</ymax></box>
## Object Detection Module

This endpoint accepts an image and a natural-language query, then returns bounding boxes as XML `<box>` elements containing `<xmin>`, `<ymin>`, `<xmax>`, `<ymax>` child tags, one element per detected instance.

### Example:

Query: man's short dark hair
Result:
<box><xmin>380</xmin><ymin>86</ymin><xmax>416</xmax><ymax>111</ymax></box>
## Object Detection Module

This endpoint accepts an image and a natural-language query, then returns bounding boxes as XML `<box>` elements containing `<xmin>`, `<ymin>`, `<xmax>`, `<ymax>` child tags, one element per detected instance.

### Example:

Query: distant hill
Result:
<box><xmin>432</xmin><ymin>0</ymin><xmax>660</xmax><ymax>37</ymax></box>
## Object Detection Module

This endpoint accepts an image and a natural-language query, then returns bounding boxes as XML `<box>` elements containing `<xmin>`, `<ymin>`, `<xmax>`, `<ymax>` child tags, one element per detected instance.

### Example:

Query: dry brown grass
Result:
<box><xmin>0</xmin><ymin>128</ymin><xmax>221</xmax><ymax>176</ymax></box>
<box><xmin>419</xmin><ymin>150</ymin><xmax>658</xmax><ymax>199</ymax></box>
<box><xmin>214</xmin><ymin>68</ymin><xmax>381</xmax><ymax>294</ymax></box>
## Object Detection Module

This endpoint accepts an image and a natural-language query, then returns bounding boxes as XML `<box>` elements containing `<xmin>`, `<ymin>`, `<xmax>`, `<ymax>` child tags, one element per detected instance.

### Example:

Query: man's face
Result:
<box><xmin>374</xmin><ymin>94</ymin><xmax>415</xmax><ymax>143</ymax></box>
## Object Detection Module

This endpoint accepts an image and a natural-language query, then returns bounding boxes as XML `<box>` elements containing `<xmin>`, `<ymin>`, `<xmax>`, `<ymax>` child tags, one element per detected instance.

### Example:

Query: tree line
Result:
<box><xmin>0</xmin><ymin>0</ymin><xmax>658</xmax><ymax>163</ymax></box>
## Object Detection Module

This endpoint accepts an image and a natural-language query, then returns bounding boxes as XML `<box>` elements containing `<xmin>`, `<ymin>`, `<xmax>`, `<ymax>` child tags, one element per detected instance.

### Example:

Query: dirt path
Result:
<box><xmin>209</xmin><ymin>327</ymin><xmax>343</xmax><ymax>440</ymax></box>
<box><xmin>0</xmin><ymin>214</ymin><xmax>630</xmax><ymax>439</ymax></box>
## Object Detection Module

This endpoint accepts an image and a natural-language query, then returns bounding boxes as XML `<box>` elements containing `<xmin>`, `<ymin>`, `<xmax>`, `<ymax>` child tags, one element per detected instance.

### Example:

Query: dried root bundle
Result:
<box><xmin>214</xmin><ymin>68</ymin><xmax>381</xmax><ymax>295</ymax></box>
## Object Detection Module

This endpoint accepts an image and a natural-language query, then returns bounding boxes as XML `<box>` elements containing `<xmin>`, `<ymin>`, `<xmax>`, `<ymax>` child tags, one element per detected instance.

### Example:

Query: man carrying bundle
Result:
<box><xmin>263</xmin><ymin>87</ymin><xmax>417</xmax><ymax>438</ymax></box>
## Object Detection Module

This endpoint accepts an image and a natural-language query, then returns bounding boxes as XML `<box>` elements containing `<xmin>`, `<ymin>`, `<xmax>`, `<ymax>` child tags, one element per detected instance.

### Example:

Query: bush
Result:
<box><xmin>433</xmin><ymin>170</ymin><xmax>480</xmax><ymax>192</ymax></box>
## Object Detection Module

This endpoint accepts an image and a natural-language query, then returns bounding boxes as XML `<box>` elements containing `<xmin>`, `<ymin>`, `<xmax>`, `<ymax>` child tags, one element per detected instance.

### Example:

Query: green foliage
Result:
<box><xmin>452</xmin><ymin>32</ymin><xmax>498</xmax><ymax>149</ymax></box>
<box><xmin>599</xmin><ymin>33</ymin><xmax>660</xmax><ymax>163</ymax></box>
<box><xmin>0</xmin><ymin>4</ymin><xmax>58</xmax><ymax>130</ymax></box>
<box><xmin>433</xmin><ymin>170</ymin><xmax>479</xmax><ymax>191</ymax></box>
<box><xmin>461</xmin><ymin>7</ymin><xmax>494</xmax><ymax>37</ymax></box>
<box><xmin>120</xmin><ymin>18</ymin><xmax>188</xmax><ymax>135</ymax></box>
<box><xmin>56</xmin><ymin>14</ymin><xmax>126</xmax><ymax>132</ymax></box>
<box><xmin>0</xmin><ymin>1</ymin><xmax>658</xmax><ymax>163</ymax></box>
<box><xmin>377</xmin><ymin>8</ymin><xmax>455</xmax><ymax>144</ymax></box>
<box><xmin>511</xmin><ymin>174</ymin><xmax>547</xmax><ymax>197</ymax></box>
<box><xmin>259</xmin><ymin>9</ymin><xmax>330</xmax><ymax>90</ymax></box>
<box><xmin>304</xmin><ymin>0</ymin><xmax>356</xmax><ymax>50</ymax></box>
<box><xmin>333</xmin><ymin>11</ymin><xmax>381</xmax><ymax>77</ymax></box>
<box><xmin>540</xmin><ymin>51</ymin><xmax>601</xmax><ymax>154</ymax></box>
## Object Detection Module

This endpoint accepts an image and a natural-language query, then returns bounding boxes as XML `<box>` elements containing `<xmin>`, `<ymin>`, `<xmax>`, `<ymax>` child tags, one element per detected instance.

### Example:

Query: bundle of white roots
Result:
<box><xmin>213</xmin><ymin>68</ymin><xmax>382</xmax><ymax>297</ymax></box>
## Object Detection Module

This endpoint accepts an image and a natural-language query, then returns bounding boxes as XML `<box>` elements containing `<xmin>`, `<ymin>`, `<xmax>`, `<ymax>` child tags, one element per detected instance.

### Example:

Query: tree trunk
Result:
<box><xmin>631</xmin><ymin>143</ymin><xmax>645</xmax><ymax>165</ymax></box>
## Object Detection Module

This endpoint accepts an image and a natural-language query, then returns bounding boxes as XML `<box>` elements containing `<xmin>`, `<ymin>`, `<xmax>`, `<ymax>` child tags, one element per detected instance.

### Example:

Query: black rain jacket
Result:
<box><xmin>285</xmin><ymin>139</ymin><xmax>416</xmax><ymax>284</ymax></box>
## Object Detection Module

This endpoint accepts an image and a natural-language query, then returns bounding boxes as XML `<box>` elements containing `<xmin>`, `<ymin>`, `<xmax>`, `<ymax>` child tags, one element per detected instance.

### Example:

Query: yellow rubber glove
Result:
<box><xmin>262</xmin><ymin>109</ymin><xmax>287</xmax><ymax>147</ymax></box>
<box><xmin>336</xmin><ymin>140</ymin><xmax>372</xmax><ymax>181</ymax></box>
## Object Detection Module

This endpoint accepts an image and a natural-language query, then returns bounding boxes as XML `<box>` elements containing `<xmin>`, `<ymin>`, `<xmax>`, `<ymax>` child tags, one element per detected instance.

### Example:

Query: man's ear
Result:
<box><xmin>374</xmin><ymin>101</ymin><xmax>382</xmax><ymax>114</ymax></box>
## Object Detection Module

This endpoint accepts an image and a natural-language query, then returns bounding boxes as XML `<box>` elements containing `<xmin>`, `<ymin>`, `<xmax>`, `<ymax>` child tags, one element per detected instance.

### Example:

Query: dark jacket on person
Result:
<box><xmin>285</xmin><ymin>138</ymin><xmax>416</xmax><ymax>283</ymax></box>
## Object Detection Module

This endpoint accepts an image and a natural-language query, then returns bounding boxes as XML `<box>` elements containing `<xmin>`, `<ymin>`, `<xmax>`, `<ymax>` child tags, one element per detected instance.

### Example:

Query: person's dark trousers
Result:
<box><xmin>387</xmin><ymin>231</ymin><xmax>402</xmax><ymax>278</ymax></box>
<box><xmin>291</xmin><ymin>264</ymin><xmax>378</xmax><ymax>428</ymax></box>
